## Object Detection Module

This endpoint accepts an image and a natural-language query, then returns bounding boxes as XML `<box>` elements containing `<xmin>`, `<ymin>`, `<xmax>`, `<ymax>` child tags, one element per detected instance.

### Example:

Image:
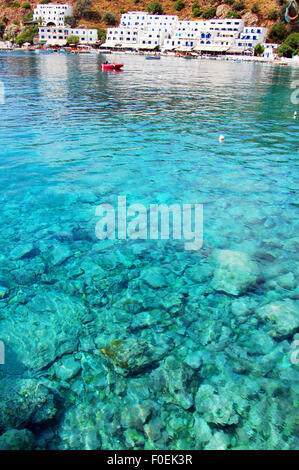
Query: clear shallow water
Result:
<box><xmin>0</xmin><ymin>52</ymin><xmax>298</xmax><ymax>450</ymax></box>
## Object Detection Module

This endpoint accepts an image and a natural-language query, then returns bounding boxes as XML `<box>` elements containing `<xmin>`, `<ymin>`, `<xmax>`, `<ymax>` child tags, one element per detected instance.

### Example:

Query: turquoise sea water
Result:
<box><xmin>0</xmin><ymin>52</ymin><xmax>298</xmax><ymax>450</ymax></box>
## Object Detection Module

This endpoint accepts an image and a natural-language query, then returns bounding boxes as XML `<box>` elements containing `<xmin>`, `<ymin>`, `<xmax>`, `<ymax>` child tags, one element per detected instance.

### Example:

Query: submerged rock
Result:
<box><xmin>0</xmin><ymin>286</ymin><xmax>9</xmax><ymax>299</ymax></box>
<box><xmin>195</xmin><ymin>382</ymin><xmax>246</xmax><ymax>426</ymax></box>
<box><xmin>55</xmin><ymin>357</ymin><xmax>82</xmax><ymax>381</ymax></box>
<box><xmin>256</xmin><ymin>300</ymin><xmax>299</xmax><ymax>338</ymax></box>
<box><xmin>0</xmin><ymin>429</ymin><xmax>35</xmax><ymax>450</ymax></box>
<box><xmin>193</xmin><ymin>416</ymin><xmax>212</xmax><ymax>446</ymax></box>
<box><xmin>121</xmin><ymin>401</ymin><xmax>153</xmax><ymax>429</ymax></box>
<box><xmin>141</xmin><ymin>267</ymin><xmax>168</xmax><ymax>289</ymax></box>
<box><xmin>204</xmin><ymin>431</ymin><xmax>231</xmax><ymax>450</ymax></box>
<box><xmin>211</xmin><ymin>250</ymin><xmax>260</xmax><ymax>296</ymax></box>
<box><xmin>100</xmin><ymin>338</ymin><xmax>162</xmax><ymax>376</ymax></box>
<box><xmin>0</xmin><ymin>378</ymin><xmax>57</xmax><ymax>433</ymax></box>
<box><xmin>124</xmin><ymin>428</ymin><xmax>145</xmax><ymax>448</ymax></box>
<box><xmin>0</xmin><ymin>291</ymin><xmax>92</xmax><ymax>371</ymax></box>
<box><xmin>144</xmin><ymin>417</ymin><xmax>165</xmax><ymax>442</ymax></box>
<box><xmin>10</xmin><ymin>243</ymin><xmax>35</xmax><ymax>260</ymax></box>
<box><xmin>149</xmin><ymin>356</ymin><xmax>196</xmax><ymax>410</ymax></box>
<box><xmin>50</xmin><ymin>244</ymin><xmax>72</xmax><ymax>266</ymax></box>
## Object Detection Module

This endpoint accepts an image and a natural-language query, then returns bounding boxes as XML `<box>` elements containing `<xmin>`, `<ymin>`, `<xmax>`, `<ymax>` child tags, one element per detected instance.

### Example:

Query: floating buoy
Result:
<box><xmin>219</xmin><ymin>134</ymin><xmax>225</xmax><ymax>142</ymax></box>
<box><xmin>294</xmin><ymin>111</ymin><xmax>297</xmax><ymax>119</ymax></box>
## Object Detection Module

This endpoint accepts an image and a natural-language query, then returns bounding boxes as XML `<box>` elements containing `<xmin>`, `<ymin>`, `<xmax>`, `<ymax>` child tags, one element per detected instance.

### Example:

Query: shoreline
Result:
<box><xmin>1</xmin><ymin>47</ymin><xmax>298</xmax><ymax>67</ymax></box>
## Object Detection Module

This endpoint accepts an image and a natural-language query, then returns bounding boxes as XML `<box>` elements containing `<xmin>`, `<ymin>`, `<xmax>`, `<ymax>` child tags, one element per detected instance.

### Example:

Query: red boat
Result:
<box><xmin>101</xmin><ymin>63</ymin><xmax>124</xmax><ymax>71</ymax></box>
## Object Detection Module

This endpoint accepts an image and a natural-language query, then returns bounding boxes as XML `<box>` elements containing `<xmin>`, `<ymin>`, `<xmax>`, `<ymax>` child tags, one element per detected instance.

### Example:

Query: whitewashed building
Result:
<box><xmin>33</xmin><ymin>4</ymin><xmax>73</xmax><ymax>26</ymax></box>
<box><xmin>39</xmin><ymin>26</ymin><xmax>98</xmax><ymax>45</ymax></box>
<box><xmin>103</xmin><ymin>12</ymin><xmax>268</xmax><ymax>55</ymax></box>
<box><xmin>263</xmin><ymin>43</ymin><xmax>279</xmax><ymax>59</ymax></box>
<box><xmin>235</xmin><ymin>26</ymin><xmax>267</xmax><ymax>51</ymax></box>
<box><xmin>105</xmin><ymin>12</ymin><xmax>178</xmax><ymax>49</ymax></box>
<box><xmin>36</xmin><ymin>3</ymin><xmax>98</xmax><ymax>45</ymax></box>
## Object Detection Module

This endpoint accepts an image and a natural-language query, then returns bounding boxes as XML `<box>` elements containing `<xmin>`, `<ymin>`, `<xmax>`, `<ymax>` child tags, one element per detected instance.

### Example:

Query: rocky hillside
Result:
<box><xmin>0</xmin><ymin>0</ymin><xmax>285</xmax><ymax>32</ymax></box>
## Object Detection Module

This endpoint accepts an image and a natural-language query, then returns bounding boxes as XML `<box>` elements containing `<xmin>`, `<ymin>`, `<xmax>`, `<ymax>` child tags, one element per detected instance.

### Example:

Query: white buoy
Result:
<box><xmin>294</xmin><ymin>111</ymin><xmax>297</xmax><ymax>119</ymax></box>
<box><xmin>219</xmin><ymin>134</ymin><xmax>225</xmax><ymax>142</ymax></box>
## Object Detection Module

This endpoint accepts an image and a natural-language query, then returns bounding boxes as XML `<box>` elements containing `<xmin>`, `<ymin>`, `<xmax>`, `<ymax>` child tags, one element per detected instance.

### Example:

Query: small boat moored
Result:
<box><xmin>101</xmin><ymin>62</ymin><xmax>124</xmax><ymax>71</ymax></box>
<box><xmin>145</xmin><ymin>55</ymin><xmax>160</xmax><ymax>60</ymax></box>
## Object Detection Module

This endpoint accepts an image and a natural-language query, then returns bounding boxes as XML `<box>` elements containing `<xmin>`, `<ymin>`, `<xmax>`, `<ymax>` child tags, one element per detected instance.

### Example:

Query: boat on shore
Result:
<box><xmin>101</xmin><ymin>62</ymin><xmax>124</xmax><ymax>71</ymax></box>
<box><xmin>145</xmin><ymin>55</ymin><xmax>160</xmax><ymax>60</ymax></box>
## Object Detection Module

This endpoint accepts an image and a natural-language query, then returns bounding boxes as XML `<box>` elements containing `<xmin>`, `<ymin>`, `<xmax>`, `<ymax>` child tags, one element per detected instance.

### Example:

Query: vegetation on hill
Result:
<box><xmin>279</xmin><ymin>31</ymin><xmax>299</xmax><ymax>56</ymax></box>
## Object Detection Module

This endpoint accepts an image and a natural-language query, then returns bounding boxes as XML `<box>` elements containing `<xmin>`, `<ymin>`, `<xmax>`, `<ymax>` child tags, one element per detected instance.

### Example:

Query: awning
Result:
<box><xmin>226</xmin><ymin>46</ymin><xmax>253</xmax><ymax>54</ymax></box>
<box><xmin>176</xmin><ymin>46</ymin><xmax>194</xmax><ymax>51</ymax></box>
<box><xmin>137</xmin><ymin>43</ymin><xmax>158</xmax><ymax>50</ymax></box>
<box><xmin>195</xmin><ymin>44</ymin><xmax>229</xmax><ymax>52</ymax></box>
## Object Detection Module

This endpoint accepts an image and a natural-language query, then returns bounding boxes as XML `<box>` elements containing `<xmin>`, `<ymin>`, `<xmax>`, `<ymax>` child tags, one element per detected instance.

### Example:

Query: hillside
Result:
<box><xmin>0</xmin><ymin>0</ymin><xmax>285</xmax><ymax>32</ymax></box>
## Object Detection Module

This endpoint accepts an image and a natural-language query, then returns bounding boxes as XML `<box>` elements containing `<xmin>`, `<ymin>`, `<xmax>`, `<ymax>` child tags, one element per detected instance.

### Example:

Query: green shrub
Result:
<box><xmin>279</xmin><ymin>32</ymin><xmax>299</xmax><ymax>57</ymax></box>
<box><xmin>251</xmin><ymin>3</ymin><xmax>260</xmax><ymax>14</ymax></box>
<box><xmin>22</xmin><ymin>10</ymin><xmax>33</xmax><ymax>22</ymax></box>
<box><xmin>254</xmin><ymin>43</ymin><xmax>264</xmax><ymax>56</ymax></box>
<box><xmin>22</xmin><ymin>2</ymin><xmax>31</xmax><ymax>9</ymax></box>
<box><xmin>147</xmin><ymin>2</ymin><xmax>164</xmax><ymax>15</ymax></box>
<box><xmin>15</xmin><ymin>24</ymin><xmax>38</xmax><ymax>45</ymax></box>
<box><xmin>102</xmin><ymin>12</ymin><xmax>117</xmax><ymax>25</ymax></box>
<box><xmin>226</xmin><ymin>11</ymin><xmax>241</xmax><ymax>18</ymax></box>
<box><xmin>267</xmin><ymin>9</ymin><xmax>279</xmax><ymax>21</ymax></box>
<box><xmin>97</xmin><ymin>28</ymin><xmax>106</xmax><ymax>41</ymax></box>
<box><xmin>64</xmin><ymin>15</ymin><xmax>77</xmax><ymax>28</ymax></box>
<box><xmin>269</xmin><ymin>22</ymin><xmax>288</xmax><ymax>43</ymax></box>
<box><xmin>225</xmin><ymin>0</ymin><xmax>235</xmax><ymax>5</ymax></box>
<box><xmin>12</xmin><ymin>2</ymin><xmax>20</xmax><ymax>6</ymax></box>
<box><xmin>75</xmin><ymin>0</ymin><xmax>92</xmax><ymax>17</ymax></box>
<box><xmin>134</xmin><ymin>0</ymin><xmax>140</xmax><ymax>3</ymax></box>
<box><xmin>0</xmin><ymin>23</ymin><xmax>5</xmax><ymax>39</ymax></box>
<box><xmin>232</xmin><ymin>1</ymin><xmax>245</xmax><ymax>12</ymax></box>
<box><xmin>174</xmin><ymin>0</ymin><xmax>185</xmax><ymax>11</ymax></box>
<box><xmin>192</xmin><ymin>1</ymin><xmax>202</xmax><ymax>17</ymax></box>
<box><xmin>40</xmin><ymin>0</ymin><xmax>51</xmax><ymax>3</ymax></box>
<box><xmin>66</xmin><ymin>35</ymin><xmax>80</xmax><ymax>45</ymax></box>
<box><xmin>81</xmin><ymin>10</ymin><xmax>101</xmax><ymax>21</ymax></box>
<box><xmin>202</xmin><ymin>6</ymin><xmax>216</xmax><ymax>19</ymax></box>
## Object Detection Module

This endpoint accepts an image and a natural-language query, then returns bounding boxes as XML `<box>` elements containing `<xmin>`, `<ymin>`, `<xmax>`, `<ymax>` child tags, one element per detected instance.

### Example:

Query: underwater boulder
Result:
<box><xmin>120</xmin><ymin>401</ymin><xmax>154</xmax><ymax>429</ymax></box>
<box><xmin>100</xmin><ymin>338</ymin><xmax>162</xmax><ymax>376</ymax></box>
<box><xmin>0</xmin><ymin>429</ymin><xmax>35</xmax><ymax>450</ymax></box>
<box><xmin>50</xmin><ymin>244</ymin><xmax>73</xmax><ymax>266</ymax></box>
<box><xmin>256</xmin><ymin>300</ymin><xmax>299</xmax><ymax>339</ymax></box>
<box><xmin>195</xmin><ymin>383</ymin><xmax>247</xmax><ymax>426</ymax></box>
<box><xmin>211</xmin><ymin>250</ymin><xmax>260</xmax><ymax>296</ymax></box>
<box><xmin>141</xmin><ymin>267</ymin><xmax>168</xmax><ymax>289</ymax></box>
<box><xmin>0</xmin><ymin>378</ymin><xmax>57</xmax><ymax>433</ymax></box>
<box><xmin>149</xmin><ymin>356</ymin><xmax>196</xmax><ymax>410</ymax></box>
<box><xmin>55</xmin><ymin>356</ymin><xmax>82</xmax><ymax>382</ymax></box>
<box><xmin>0</xmin><ymin>291</ymin><xmax>92</xmax><ymax>371</ymax></box>
<box><xmin>0</xmin><ymin>286</ymin><xmax>9</xmax><ymax>299</ymax></box>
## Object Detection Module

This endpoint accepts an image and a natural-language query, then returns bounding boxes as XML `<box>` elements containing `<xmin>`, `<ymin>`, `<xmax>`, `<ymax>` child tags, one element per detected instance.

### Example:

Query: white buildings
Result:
<box><xmin>235</xmin><ymin>26</ymin><xmax>267</xmax><ymax>50</ymax></box>
<box><xmin>39</xmin><ymin>26</ymin><xmax>98</xmax><ymax>45</ymax></box>
<box><xmin>104</xmin><ymin>12</ymin><xmax>269</xmax><ymax>55</ymax></box>
<box><xmin>35</xmin><ymin>3</ymin><xmax>98</xmax><ymax>45</ymax></box>
<box><xmin>33</xmin><ymin>3</ymin><xmax>73</xmax><ymax>26</ymax></box>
